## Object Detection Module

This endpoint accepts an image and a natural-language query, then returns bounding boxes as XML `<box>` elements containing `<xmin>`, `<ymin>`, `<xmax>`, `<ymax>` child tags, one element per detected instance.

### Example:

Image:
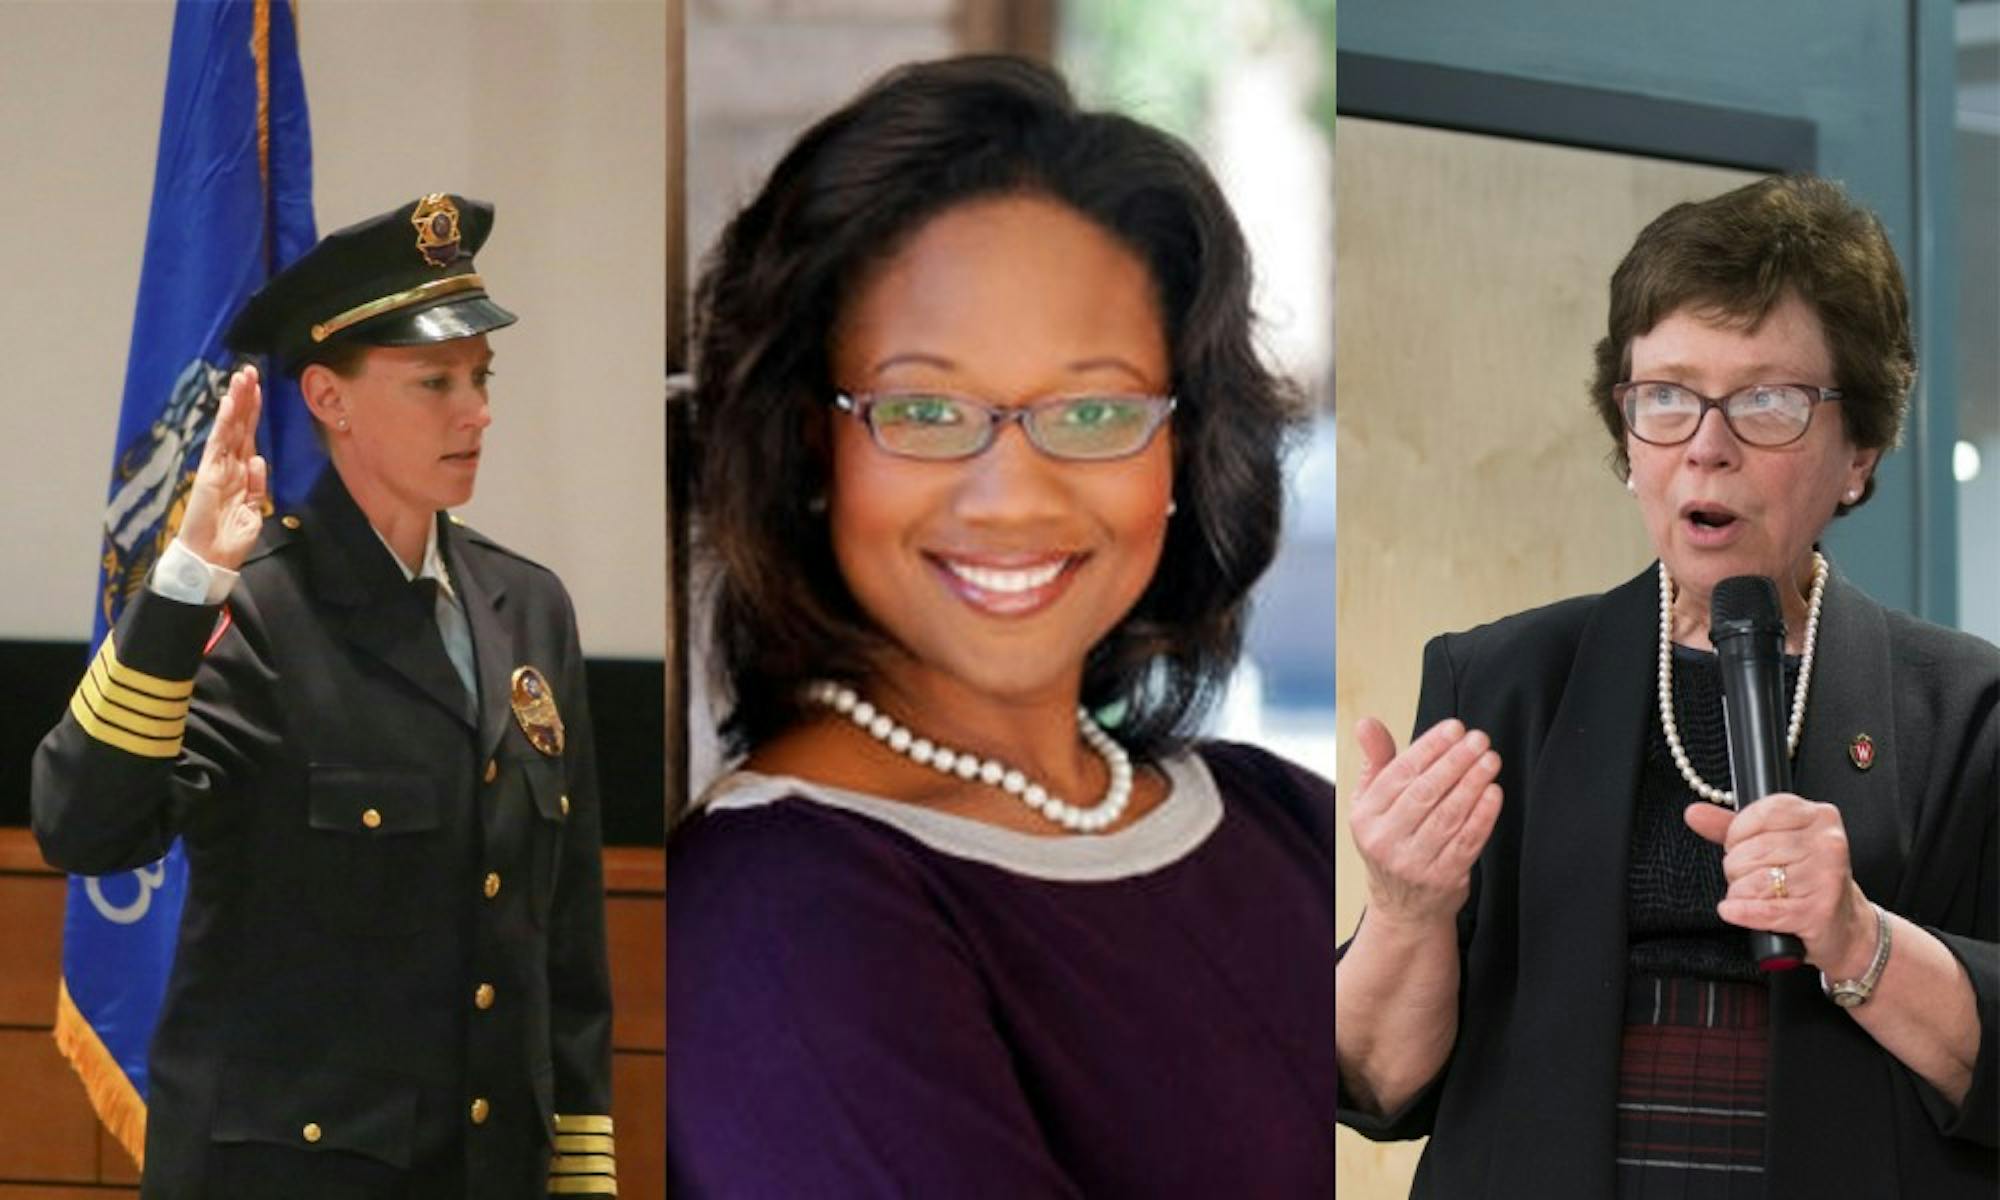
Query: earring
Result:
<box><xmin>1844</xmin><ymin>488</ymin><xmax>1860</xmax><ymax>503</ymax></box>
<box><xmin>1166</xmin><ymin>499</ymin><xmax>1178</xmax><ymax>517</ymax></box>
<box><xmin>337</xmin><ymin>418</ymin><xmax>349</xmax><ymax>431</ymax></box>
<box><xmin>1624</xmin><ymin>477</ymin><xmax>1636</xmax><ymax>494</ymax></box>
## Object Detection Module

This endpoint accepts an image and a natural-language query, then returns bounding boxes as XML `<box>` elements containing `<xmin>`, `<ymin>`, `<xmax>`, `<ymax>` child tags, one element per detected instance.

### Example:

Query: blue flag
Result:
<box><xmin>56</xmin><ymin>0</ymin><xmax>318</xmax><ymax>1167</ymax></box>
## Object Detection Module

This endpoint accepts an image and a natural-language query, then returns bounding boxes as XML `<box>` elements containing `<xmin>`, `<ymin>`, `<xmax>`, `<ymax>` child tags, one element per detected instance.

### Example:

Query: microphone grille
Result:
<box><xmin>1711</xmin><ymin>574</ymin><xmax>1783</xmax><ymax>629</ymax></box>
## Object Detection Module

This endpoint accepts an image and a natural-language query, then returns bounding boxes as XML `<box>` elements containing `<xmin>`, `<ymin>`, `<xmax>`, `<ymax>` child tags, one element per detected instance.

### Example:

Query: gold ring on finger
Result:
<box><xmin>1767</xmin><ymin>865</ymin><xmax>1789</xmax><ymax>900</ymax></box>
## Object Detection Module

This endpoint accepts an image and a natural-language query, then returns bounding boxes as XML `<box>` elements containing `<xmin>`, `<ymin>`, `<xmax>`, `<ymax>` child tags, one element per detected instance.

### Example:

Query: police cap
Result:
<box><xmin>224</xmin><ymin>193</ymin><xmax>517</xmax><ymax>375</ymax></box>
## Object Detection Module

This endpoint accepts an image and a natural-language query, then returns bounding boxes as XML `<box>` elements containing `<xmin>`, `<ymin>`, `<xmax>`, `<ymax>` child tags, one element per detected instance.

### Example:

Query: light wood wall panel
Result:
<box><xmin>0</xmin><ymin>1031</ymin><xmax>103</xmax><ymax>1184</ymax></box>
<box><xmin>0</xmin><ymin>831</ymin><xmax>662</xmax><ymax>1199</ymax></box>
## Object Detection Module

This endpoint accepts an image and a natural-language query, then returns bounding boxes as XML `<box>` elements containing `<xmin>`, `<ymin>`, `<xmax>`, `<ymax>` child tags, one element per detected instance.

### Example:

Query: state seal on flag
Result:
<box><xmin>100</xmin><ymin>359</ymin><xmax>229</xmax><ymax>629</ymax></box>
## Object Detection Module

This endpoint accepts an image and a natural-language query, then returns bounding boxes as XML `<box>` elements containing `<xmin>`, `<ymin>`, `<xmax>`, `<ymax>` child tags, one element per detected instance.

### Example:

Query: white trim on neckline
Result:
<box><xmin>698</xmin><ymin>751</ymin><xmax>1224</xmax><ymax>882</ymax></box>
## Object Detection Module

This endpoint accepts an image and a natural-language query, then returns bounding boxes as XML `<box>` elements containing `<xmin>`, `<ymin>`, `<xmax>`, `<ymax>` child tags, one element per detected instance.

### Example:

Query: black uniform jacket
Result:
<box><xmin>32</xmin><ymin>469</ymin><xmax>616</xmax><ymax>1199</ymax></box>
<box><xmin>1338</xmin><ymin>564</ymin><xmax>1998</xmax><ymax>1196</ymax></box>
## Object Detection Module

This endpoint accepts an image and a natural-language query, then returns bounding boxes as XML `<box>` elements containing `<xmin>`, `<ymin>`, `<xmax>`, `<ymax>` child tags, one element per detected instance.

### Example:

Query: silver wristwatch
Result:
<box><xmin>1820</xmin><ymin>902</ymin><xmax>1892</xmax><ymax>1009</ymax></box>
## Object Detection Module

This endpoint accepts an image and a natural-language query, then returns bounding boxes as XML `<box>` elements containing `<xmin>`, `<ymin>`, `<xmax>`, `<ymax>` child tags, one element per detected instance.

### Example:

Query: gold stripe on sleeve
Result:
<box><xmin>100</xmin><ymin>634</ymin><xmax>195</xmax><ymax>700</ymax></box>
<box><xmin>554</xmin><ymin>1134</ymin><xmax>615</xmax><ymax>1154</ymax></box>
<box><xmin>79</xmin><ymin>672</ymin><xmax>188</xmax><ymax>738</ymax></box>
<box><xmin>88</xmin><ymin>652</ymin><xmax>191</xmax><ymax>720</ymax></box>
<box><xmin>551</xmin><ymin>1154</ymin><xmax>617</xmax><ymax>1174</ymax></box>
<box><xmin>548</xmin><ymin>1176</ymin><xmax>618</xmax><ymax>1195</ymax></box>
<box><xmin>552</xmin><ymin>1114</ymin><xmax>615</xmax><ymax>1135</ymax></box>
<box><xmin>70</xmin><ymin>690</ymin><xmax>182</xmax><ymax>759</ymax></box>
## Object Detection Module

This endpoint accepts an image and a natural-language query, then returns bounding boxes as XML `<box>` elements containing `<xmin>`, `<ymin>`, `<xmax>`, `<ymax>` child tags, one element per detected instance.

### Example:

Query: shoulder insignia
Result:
<box><xmin>242</xmin><ymin>514</ymin><xmax>303</xmax><ymax>567</ymax></box>
<box><xmin>451</xmin><ymin>522</ymin><xmax>558</xmax><ymax>577</ymax></box>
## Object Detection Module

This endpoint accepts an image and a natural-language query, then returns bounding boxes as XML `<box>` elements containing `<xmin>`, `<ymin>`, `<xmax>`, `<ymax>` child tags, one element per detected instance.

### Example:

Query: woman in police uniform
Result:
<box><xmin>32</xmin><ymin>196</ymin><xmax>616</xmax><ymax>1199</ymax></box>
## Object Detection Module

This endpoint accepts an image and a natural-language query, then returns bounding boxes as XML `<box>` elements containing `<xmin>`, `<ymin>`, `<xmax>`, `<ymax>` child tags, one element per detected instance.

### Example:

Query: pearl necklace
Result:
<box><xmin>804</xmin><ymin>681</ymin><xmax>1134</xmax><ymax>833</ymax></box>
<box><xmin>1657</xmin><ymin>552</ymin><xmax>1826</xmax><ymax>808</ymax></box>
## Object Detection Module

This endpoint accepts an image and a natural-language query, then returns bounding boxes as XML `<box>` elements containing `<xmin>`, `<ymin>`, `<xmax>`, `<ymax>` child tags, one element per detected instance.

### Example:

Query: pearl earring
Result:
<box><xmin>1625</xmin><ymin>477</ymin><xmax>1636</xmax><ymax>494</ymax></box>
<box><xmin>1166</xmin><ymin>499</ymin><xmax>1178</xmax><ymax>517</ymax></box>
<box><xmin>1844</xmin><ymin>488</ymin><xmax>1859</xmax><ymax>503</ymax></box>
<box><xmin>337</xmin><ymin>418</ymin><xmax>349</xmax><ymax>431</ymax></box>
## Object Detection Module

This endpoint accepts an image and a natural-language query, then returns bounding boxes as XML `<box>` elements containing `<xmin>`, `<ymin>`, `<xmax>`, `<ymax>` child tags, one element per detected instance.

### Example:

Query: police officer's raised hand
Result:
<box><xmin>179</xmin><ymin>366</ymin><xmax>268</xmax><ymax>572</ymax></box>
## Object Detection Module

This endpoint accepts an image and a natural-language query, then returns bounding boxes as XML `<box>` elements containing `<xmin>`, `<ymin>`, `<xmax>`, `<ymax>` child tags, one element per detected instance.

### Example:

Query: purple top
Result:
<box><xmin>666</xmin><ymin>741</ymin><xmax>1336</xmax><ymax>1197</ymax></box>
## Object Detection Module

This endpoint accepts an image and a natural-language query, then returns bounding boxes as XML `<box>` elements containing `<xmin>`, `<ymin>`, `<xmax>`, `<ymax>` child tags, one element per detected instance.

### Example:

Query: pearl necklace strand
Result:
<box><xmin>804</xmin><ymin>680</ymin><xmax>1134</xmax><ymax>833</ymax></box>
<box><xmin>1657</xmin><ymin>552</ymin><xmax>1826</xmax><ymax>808</ymax></box>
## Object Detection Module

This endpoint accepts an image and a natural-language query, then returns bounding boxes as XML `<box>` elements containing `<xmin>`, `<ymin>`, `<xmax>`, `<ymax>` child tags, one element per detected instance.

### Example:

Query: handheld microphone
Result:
<box><xmin>1711</xmin><ymin>575</ymin><xmax>1807</xmax><ymax>971</ymax></box>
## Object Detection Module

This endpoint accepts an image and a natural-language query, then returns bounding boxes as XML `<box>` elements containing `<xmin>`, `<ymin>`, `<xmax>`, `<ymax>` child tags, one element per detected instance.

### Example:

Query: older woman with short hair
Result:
<box><xmin>1336</xmin><ymin>175</ymin><xmax>1997</xmax><ymax>1197</ymax></box>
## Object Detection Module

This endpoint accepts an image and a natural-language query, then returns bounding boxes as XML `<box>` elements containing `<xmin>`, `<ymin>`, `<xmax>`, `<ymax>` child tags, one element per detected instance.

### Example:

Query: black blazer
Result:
<box><xmin>1340</xmin><ymin>564</ymin><xmax>1998</xmax><ymax>1196</ymax></box>
<box><xmin>33</xmin><ymin>470</ymin><xmax>615</xmax><ymax>1199</ymax></box>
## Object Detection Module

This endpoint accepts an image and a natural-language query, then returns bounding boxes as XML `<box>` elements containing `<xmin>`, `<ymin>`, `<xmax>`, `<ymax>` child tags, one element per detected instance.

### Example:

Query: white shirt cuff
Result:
<box><xmin>149</xmin><ymin>538</ymin><xmax>239</xmax><ymax>606</ymax></box>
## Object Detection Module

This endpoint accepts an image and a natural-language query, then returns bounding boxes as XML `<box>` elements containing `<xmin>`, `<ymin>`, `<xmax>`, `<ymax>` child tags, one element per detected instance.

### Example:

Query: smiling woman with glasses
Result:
<box><xmin>666</xmin><ymin>56</ymin><xmax>1333</xmax><ymax>1195</ymax></box>
<box><xmin>1337</xmin><ymin>175</ymin><xmax>1998</xmax><ymax>1197</ymax></box>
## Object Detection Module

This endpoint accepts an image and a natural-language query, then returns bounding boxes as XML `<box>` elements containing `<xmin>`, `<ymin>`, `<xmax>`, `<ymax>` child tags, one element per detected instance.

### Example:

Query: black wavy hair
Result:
<box><xmin>690</xmin><ymin>55</ymin><xmax>1301</xmax><ymax>758</ymax></box>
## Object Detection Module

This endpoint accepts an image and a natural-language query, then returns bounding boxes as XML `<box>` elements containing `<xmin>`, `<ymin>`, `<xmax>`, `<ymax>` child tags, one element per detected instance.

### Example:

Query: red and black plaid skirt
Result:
<box><xmin>1616</xmin><ymin>975</ymin><xmax>1770</xmax><ymax>1200</ymax></box>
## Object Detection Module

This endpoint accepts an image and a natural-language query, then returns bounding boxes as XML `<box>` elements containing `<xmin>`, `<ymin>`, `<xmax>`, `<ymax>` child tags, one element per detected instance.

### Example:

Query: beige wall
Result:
<box><xmin>1333</xmin><ymin>116</ymin><xmax>1757</xmax><ymax>1195</ymax></box>
<box><xmin>686</xmin><ymin>0</ymin><xmax>960</xmax><ymax>278</ymax></box>
<box><xmin>1</xmin><ymin>0</ymin><xmax>667</xmax><ymax>658</ymax></box>
<box><xmin>1</xmin><ymin>3</ymin><xmax>166</xmax><ymax>644</ymax></box>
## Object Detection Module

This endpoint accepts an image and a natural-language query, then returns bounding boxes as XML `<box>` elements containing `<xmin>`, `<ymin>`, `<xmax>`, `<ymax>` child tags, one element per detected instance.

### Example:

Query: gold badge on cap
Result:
<box><xmin>410</xmin><ymin>194</ymin><xmax>462</xmax><ymax>268</ymax></box>
<box><xmin>1848</xmin><ymin>732</ymin><xmax>1876</xmax><ymax>771</ymax></box>
<box><xmin>510</xmin><ymin>665</ymin><xmax>565</xmax><ymax>757</ymax></box>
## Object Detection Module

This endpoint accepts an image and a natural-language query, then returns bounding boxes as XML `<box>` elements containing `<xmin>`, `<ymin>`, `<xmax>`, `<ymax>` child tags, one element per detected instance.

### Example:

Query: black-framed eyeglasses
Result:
<box><xmin>833</xmin><ymin>391</ymin><xmax>1177</xmax><ymax>462</ymax></box>
<box><xmin>1614</xmin><ymin>380</ymin><xmax>1840</xmax><ymax>448</ymax></box>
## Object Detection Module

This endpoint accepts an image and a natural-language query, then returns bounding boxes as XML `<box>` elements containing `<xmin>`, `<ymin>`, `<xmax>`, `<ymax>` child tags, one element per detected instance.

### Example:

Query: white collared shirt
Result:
<box><xmin>150</xmin><ymin>513</ymin><xmax>478</xmax><ymax>702</ymax></box>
